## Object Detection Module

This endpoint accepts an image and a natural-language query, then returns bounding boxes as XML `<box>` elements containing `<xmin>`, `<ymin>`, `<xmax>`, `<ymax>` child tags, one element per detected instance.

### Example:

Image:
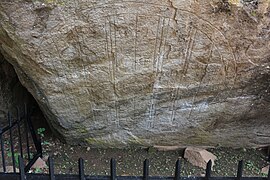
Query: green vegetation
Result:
<box><xmin>7</xmin><ymin>152</ymin><xmax>20</xmax><ymax>166</ymax></box>
<box><xmin>37</xmin><ymin>127</ymin><xmax>46</xmax><ymax>138</ymax></box>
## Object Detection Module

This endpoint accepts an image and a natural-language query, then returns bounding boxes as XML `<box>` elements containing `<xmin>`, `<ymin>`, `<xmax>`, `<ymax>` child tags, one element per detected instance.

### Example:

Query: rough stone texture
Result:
<box><xmin>184</xmin><ymin>147</ymin><xmax>217</xmax><ymax>169</ymax></box>
<box><xmin>31</xmin><ymin>157</ymin><xmax>48</xmax><ymax>169</ymax></box>
<box><xmin>0</xmin><ymin>0</ymin><xmax>269</xmax><ymax>147</ymax></box>
<box><xmin>261</xmin><ymin>165</ymin><xmax>269</xmax><ymax>174</ymax></box>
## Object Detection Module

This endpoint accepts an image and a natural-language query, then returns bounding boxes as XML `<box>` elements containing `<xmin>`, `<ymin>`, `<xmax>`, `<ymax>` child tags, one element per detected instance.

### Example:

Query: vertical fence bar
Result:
<box><xmin>79</xmin><ymin>158</ymin><xmax>85</xmax><ymax>180</ymax></box>
<box><xmin>0</xmin><ymin>128</ymin><xmax>6</xmax><ymax>172</ymax></box>
<box><xmin>143</xmin><ymin>159</ymin><xmax>149</xmax><ymax>180</ymax></box>
<box><xmin>8</xmin><ymin>113</ymin><xmax>16</xmax><ymax>173</ymax></box>
<box><xmin>174</xmin><ymin>159</ymin><xmax>181</xmax><ymax>180</ymax></box>
<box><xmin>205</xmin><ymin>160</ymin><xmax>212</xmax><ymax>180</ymax></box>
<box><xmin>25</xmin><ymin>106</ymin><xmax>42</xmax><ymax>158</ymax></box>
<box><xmin>49</xmin><ymin>157</ymin><xmax>55</xmax><ymax>180</ymax></box>
<box><xmin>110</xmin><ymin>158</ymin><xmax>116</xmax><ymax>180</ymax></box>
<box><xmin>17</xmin><ymin>107</ymin><xmax>23</xmax><ymax>158</ymax></box>
<box><xmin>237</xmin><ymin>160</ymin><xmax>244</xmax><ymax>180</ymax></box>
<box><xmin>24</xmin><ymin>105</ymin><xmax>30</xmax><ymax>162</ymax></box>
<box><xmin>267</xmin><ymin>165</ymin><xmax>270</xmax><ymax>180</ymax></box>
<box><xmin>19</xmin><ymin>156</ymin><xmax>26</xmax><ymax>180</ymax></box>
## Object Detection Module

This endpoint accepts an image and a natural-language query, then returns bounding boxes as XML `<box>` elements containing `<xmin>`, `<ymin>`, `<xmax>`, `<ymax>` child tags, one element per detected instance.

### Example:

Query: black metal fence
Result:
<box><xmin>0</xmin><ymin>157</ymin><xmax>270</xmax><ymax>180</ymax></box>
<box><xmin>0</xmin><ymin>105</ymin><xmax>270</xmax><ymax>180</ymax></box>
<box><xmin>0</xmin><ymin>105</ymin><xmax>42</xmax><ymax>173</ymax></box>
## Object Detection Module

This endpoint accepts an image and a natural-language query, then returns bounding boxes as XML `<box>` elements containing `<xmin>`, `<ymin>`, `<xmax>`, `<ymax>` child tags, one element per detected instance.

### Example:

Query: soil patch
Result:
<box><xmin>39</xmin><ymin>131</ymin><xmax>269</xmax><ymax>177</ymax></box>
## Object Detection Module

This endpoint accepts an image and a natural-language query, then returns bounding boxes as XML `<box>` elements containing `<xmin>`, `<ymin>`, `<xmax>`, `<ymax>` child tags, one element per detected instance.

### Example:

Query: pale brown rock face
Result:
<box><xmin>0</xmin><ymin>0</ymin><xmax>269</xmax><ymax>148</ymax></box>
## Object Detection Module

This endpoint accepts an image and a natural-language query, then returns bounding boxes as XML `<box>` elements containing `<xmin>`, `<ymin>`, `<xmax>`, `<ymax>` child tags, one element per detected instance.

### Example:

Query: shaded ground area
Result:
<box><xmin>1</xmin><ymin>111</ymin><xmax>269</xmax><ymax>177</ymax></box>
<box><xmin>38</xmin><ymin>129</ymin><xmax>269</xmax><ymax>177</ymax></box>
<box><xmin>0</xmin><ymin>124</ymin><xmax>269</xmax><ymax>177</ymax></box>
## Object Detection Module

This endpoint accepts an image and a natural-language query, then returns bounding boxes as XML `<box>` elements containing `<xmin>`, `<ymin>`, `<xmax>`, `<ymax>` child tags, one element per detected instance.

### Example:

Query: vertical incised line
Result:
<box><xmin>153</xmin><ymin>16</ymin><xmax>161</xmax><ymax>72</ymax></box>
<box><xmin>157</xmin><ymin>17</ymin><xmax>166</xmax><ymax>73</ymax></box>
<box><xmin>188</xmin><ymin>42</ymin><xmax>213</xmax><ymax>119</ymax></box>
<box><xmin>160</xmin><ymin>18</ymin><xmax>170</xmax><ymax>74</ymax></box>
<box><xmin>105</xmin><ymin>18</ymin><xmax>113</xmax><ymax>82</ymax></box>
<box><xmin>134</xmin><ymin>14</ymin><xmax>139</xmax><ymax>71</ymax></box>
<box><xmin>182</xmin><ymin>27</ymin><xmax>197</xmax><ymax>77</ymax></box>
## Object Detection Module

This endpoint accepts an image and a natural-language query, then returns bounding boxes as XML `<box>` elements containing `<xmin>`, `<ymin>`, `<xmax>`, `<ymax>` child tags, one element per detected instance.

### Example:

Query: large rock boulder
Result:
<box><xmin>0</xmin><ymin>0</ymin><xmax>269</xmax><ymax>147</ymax></box>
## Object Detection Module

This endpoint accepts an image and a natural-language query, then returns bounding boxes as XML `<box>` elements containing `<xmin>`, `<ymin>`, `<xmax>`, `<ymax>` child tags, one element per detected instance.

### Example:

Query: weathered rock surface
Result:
<box><xmin>31</xmin><ymin>157</ymin><xmax>48</xmax><ymax>169</ymax></box>
<box><xmin>184</xmin><ymin>147</ymin><xmax>217</xmax><ymax>169</ymax></box>
<box><xmin>0</xmin><ymin>0</ymin><xmax>269</xmax><ymax>147</ymax></box>
<box><xmin>261</xmin><ymin>165</ymin><xmax>270</xmax><ymax>175</ymax></box>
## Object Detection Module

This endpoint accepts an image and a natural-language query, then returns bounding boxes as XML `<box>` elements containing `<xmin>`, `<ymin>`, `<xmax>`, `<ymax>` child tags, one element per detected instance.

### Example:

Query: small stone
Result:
<box><xmin>261</xmin><ymin>165</ymin><xmax>269</xmax><ymax>174</ymax></box>
<box><xmin>87</xmin><ymin>147</ymin><xmax>91</xmax><ymax>151</ymax></box>
<box><xmin>32</xmin><ymin>157</ymin><xmax>48</xmax><ymax>169</ymax></box>
<box><xmin>184</xmin><ymin>147</ymin><xmax>217</xmax><ymax>169</ymax></box>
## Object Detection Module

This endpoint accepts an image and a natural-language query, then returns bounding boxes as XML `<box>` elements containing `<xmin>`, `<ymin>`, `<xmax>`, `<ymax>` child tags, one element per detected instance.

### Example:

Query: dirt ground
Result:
<box><xmin>0</xmin><ymin>124</ymin><xmax>269</xmax><ymax>177</ymax></box>
<box><xmin>37</xmin><ymin>130</ymin><xmax>269</xmax><ymax>177</ymax></box>
<box><xmin>25</xmin><ymin>111</ymin><xmax>269</xmax><ymax>177</ymax></box>
<box><xmin>0</xmin><ymin>111</ymin><xmax>269</xmax><ymax>177</ymax></box>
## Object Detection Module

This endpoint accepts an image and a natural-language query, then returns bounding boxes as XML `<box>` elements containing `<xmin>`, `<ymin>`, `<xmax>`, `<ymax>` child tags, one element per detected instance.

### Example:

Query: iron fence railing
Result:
<box><xmin>0</xmin><ymin>105</ymin><xmax>42</xmax><ymax>173</ymax></box>
<box><xmin>0</xmin><ymin>106</ymin><xmax>269</xmax><ymax>180</ymax></box>
<box><xmin>0</xmin><ymin>156</ymin><xmax>269</xmax><ymax>180</ymax></box>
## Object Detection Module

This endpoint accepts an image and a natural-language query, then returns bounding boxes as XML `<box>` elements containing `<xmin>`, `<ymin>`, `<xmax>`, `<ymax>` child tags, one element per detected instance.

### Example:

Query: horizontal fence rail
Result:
<box><xmin>0</xmin><ymin>156</ymin><xmax>269</xmax><ymax>180</ymax></box>
<box><xmin>0</xmin><ymin>105</ymin><xmax>42</xmax><ymax>173</ymax></box>
<box><xmin>0</xmin><ymin>107</ymin><xmax>269</xmax><ymax>180</ymax></box>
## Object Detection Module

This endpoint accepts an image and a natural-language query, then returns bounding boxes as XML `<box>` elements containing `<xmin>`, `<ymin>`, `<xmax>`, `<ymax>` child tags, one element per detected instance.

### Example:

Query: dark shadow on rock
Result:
<box><xmin>0</xmin><ymin>52</ymin><xmax>49</xmax><ymax>132</ymax></box>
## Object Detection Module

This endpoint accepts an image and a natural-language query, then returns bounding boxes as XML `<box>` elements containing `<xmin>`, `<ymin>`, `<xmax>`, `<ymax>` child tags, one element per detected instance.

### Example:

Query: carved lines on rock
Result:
<box><xmin>81</xmin><ymin>2</ymin><xmax>236</xmax><ymax>130</ymax></box>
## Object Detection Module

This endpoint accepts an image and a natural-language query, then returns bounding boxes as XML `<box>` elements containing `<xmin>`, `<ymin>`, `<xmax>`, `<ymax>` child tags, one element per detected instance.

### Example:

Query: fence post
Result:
<box><xmin>17</xmin><ymin>107</ymin><xmax>23</xmax><ymax>159</ymax></box>
<box><xmin>237</xmin><ymin>160</ymin><xmax>244</xmax><ymax>180</ymax></box>
<box><xmin>174</xmin><ymin>159</ymin><xmax>181</xmax><ymax>180</ymax></box>
<box><xmin>19</xmin><ymin>156</ymin><xmax>26</xmax><ymax>180</ymax></box>
<box><xmin>25</xmin><ymin>105</ymin><xmax>43</xmax><ymax>158</ymax></box>
<box><xmin>49</xmin><ymin>157</ymin><xmax>55</xmax><ymax>180</ymax></box>
<box><xmin>8</xmin><ymin>112</ymin><xmax>16</xmax><ymax>173</ymax></box>
<box><xmin>24</xmin><ymin>105</ymin><xmax>30</xmax><ymax>162</ymax></box>
<box><xmin>110</xmin><ymin>158</ymin><xmax>116</xmax><ymax>180</ymax></box>
<box><xmin>143</xmin><ymin>159</ymin><xmax>149</xmax><ymax>180</ymax></box>
<box><xmin>267</xmin><ymin>164</ymin><xmax>270</xmax><ymax>180</ymax></box>
<box><xmin>79</xmin><ymin>158</ymin><xmax>85</xmax><ymax>180</ymax></box>
<box><xmin>205</xmin><ymin>160</ymin><xmax>212</xmax><ymax>180</ymax></box>
<box><xmin>0</xmin><ymin>127</ymin><xmax>6</xmax><ymax>172</ymax></box>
